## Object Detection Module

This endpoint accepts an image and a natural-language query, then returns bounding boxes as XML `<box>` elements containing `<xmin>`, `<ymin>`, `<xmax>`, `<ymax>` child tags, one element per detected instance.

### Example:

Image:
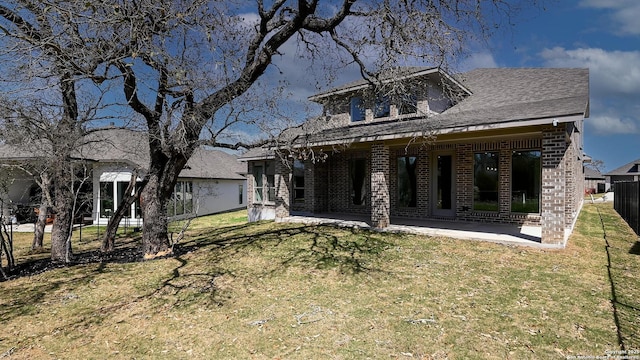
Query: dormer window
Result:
<box><xmin>398</xmin><ymin>94</ymin><xmax>418</xmax><ymax>115</ymax></box>
<box><xmin>374</xmin><ymin>95</ymin><xmax>390</xmax><ymax>118</ymax></box>
<box><xmin>350</xmin><ymin>97</ymin><xmax>365</xmax><ymax>122</ymax></box>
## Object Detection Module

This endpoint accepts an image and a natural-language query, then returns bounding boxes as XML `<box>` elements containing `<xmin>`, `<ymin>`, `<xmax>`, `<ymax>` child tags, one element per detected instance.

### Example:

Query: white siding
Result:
<box><xmin>191</xmin><ymin>178</ymin><xmax>246</xmax><ymax>216</ymax></box>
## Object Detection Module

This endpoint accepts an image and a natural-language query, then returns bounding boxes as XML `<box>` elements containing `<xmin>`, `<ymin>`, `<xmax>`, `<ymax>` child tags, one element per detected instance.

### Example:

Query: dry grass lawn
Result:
<box><xmin>1</xmin><ymin>203</ymin><xmax>638</xmax><ymax>359</ymax></box>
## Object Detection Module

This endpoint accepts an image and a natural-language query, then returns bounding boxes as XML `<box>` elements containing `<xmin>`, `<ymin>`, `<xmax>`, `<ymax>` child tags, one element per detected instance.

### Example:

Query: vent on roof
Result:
<box><xmin>629</xmin><ymin>164</ymin><xmax>640</xmax><ymax>173</ymax></box>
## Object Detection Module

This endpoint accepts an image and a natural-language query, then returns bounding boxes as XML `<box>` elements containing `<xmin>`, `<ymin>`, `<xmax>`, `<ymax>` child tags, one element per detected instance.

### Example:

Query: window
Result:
<box><xmin>253</xmin><ymin>161</ymin><xmax>276</xmax><ymax>203</ymax></box>
<box><xmin>374</xmin><ymin>95</ymin><xmax>390</xmax><ymax>118</ymax></box>
<box><xmin>293</xmin><ymin>160</ymin><xmax>305</xmax><ymax>203</ymax></box>
<box><xmin>253</xmin><ymin>164</ymin><xmax>264</xmax><ymax>202</ymax></box>
<box><xmin>397</xmin><ymin>156</ymin><xmax>417</xmax><ymax>207</ymax></box>
<box><xmin>117</xmin><ymin>181</ymin><xmax>133</xmax><ymax>217</ymax></box>
<box><xmin>239</xmin><ymin>184</ymin><xmax>243</xmax><ymax>204</ymax></box>
<box><xmin>511</xmin><ymin>150</ymin><xmax>541</xmax><ymax>213</ymax></box>
<box><xmin>350</xmin><ymin>97</ymin><xmax>365</xmax><ymax>122</ymax></box>
<box><xmin>473</xmin><ymin>152</ymin><xmax>499</xmax><ymax>211</ymax></box>
<box><xmin>168</xmin><ymin>181</ymin><xmax>193</xmax><ymax>217</ymax></box>
<box><xmin>349</xmin><ymin>158</ymin><xmax>367</xmax><ymax>205</ymax></box>
<box><xmin>398</xmin><ymin>94</ymin><xmax>418</xmax><ymax>115</ymax></box>
<box><xmin>99</xmin><ymin>182</ymin><xmax>114</xmax><ymax>218</ymax></box>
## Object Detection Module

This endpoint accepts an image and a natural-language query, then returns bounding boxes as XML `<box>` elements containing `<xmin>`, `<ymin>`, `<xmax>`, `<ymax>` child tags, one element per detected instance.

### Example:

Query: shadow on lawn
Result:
<box><xmin>1</xmin><ymin>222</ymin><xmax>394</xmax><ymax>320</ymax></box>
<box><xmin>175</xmin><ymin>222</ymin><xmax>394</xmax><ymax>275</ymax></box>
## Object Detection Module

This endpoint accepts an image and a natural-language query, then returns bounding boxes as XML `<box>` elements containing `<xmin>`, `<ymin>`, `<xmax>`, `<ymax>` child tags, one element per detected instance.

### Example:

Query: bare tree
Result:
<box><xmin>2</xmin><ymin>0</ymin><xmax>535</xmax><ymax>259</ymax></box>
<box><xmin>0</xmin><ymin>3</ymin><xmax>122</xmax><ymax>262</ymax></box>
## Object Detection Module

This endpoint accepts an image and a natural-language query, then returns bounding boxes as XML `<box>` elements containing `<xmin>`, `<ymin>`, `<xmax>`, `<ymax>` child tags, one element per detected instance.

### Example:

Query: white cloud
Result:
<box><xmin>457</xmin><ymin>52</ymin><xmax>498</xmax><ymax>71</ymax></box>
<box><xmin>540</xmin><ymin>47</ymin><xmax>640</xmax><ymax>97</ymax></box>
<box><xmin>579</xmin><ymin>0</ymin><xmax>640</xmax><ymax>35</ymax></box>
<box><xmin>587</xmin><ymin>115</ymin><xmax>638</xmax><ymax>134</ymax></box>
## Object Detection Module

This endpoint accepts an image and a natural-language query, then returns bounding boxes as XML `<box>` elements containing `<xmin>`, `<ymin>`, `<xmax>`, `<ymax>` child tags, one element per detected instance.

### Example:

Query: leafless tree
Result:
<box><xmin>0</xmin><ymin>2</ymin><xmax>123</xmax><ymax>262</ymax></box>
<box><xmin>1</xmin><ymin>0</ymin><xmax>536</xmax><ymax>259</ymax></box>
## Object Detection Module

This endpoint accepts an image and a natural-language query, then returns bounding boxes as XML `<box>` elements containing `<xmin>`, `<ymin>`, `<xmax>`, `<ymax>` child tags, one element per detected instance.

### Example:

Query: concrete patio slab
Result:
<box><xmin>278</xmin><ymin>213</ymin><xmax>558</xmax><ymax>249</ymax></box>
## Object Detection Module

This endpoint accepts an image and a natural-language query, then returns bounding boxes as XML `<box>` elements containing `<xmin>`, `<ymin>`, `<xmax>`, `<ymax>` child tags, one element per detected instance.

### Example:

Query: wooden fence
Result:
<box><xmin>614</xmin><ymin>181</ymin><xmax>640</xmax><ymax>236</ymax></box>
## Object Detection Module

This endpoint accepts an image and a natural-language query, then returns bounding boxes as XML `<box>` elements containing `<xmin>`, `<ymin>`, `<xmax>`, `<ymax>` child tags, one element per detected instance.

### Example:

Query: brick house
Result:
<box><xmin>242</xmin><ymin>67</ymin><xmax>590</xmax><ymax>246</ymax></box>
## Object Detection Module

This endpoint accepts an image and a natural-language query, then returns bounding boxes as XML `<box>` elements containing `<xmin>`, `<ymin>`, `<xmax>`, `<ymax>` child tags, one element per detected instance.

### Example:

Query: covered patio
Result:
<box><xmin>279</xmin><ymin>213</ymin><xmax>554</xmax><ymax>249</ymax></box>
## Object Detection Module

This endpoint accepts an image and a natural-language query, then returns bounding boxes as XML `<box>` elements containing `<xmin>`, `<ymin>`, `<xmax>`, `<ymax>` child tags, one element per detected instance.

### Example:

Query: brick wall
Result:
<box><xmin>541</xmin><ymin>126</ymin><xmax>567</xmax><ymax>245</ymax></box>
<box><xmin>371</xmin><ymin>143</ymin><xmax>390</xmax><ymax>228</ymax></box>
<box><xmin>274</xmin><ymin>158</ymin><xmax>291</xmax><ymax>219</ymax></box>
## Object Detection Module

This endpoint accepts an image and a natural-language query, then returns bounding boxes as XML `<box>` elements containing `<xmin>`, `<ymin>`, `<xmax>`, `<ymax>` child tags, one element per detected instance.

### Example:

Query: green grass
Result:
<box><xmin>1</xmin><ymin>204</ymin><xmax>638</xmax><ymax>359</ymax></box>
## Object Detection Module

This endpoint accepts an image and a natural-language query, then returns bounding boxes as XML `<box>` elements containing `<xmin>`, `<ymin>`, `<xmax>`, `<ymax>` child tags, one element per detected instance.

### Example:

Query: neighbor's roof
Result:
<box><xmin>0</xmin><ymin>128</ymin><xmax>246</xmax><ymax>180</ymax></box>
<box><xmin>584</xmin><ymin>167</ymin><xmax>605</xmax><ymax>179</ymax></box>
<box><xmin>605</xmin><ymin>158</ymin><xmax>640</xmax><ymax>176</ymax></box>
<box><xmin>299</xmin><ymin>67</ymin><xmax>590</xmax><ymax>146</ymax></box>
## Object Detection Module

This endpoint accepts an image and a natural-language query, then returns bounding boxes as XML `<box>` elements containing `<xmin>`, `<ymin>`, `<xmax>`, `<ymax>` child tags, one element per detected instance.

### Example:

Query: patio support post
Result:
<box><xmin>274</xmin><ymin>158</ymin><xmax>292</xmax><ymax>219</ymax></box>
<box><xmin>541</xmin><ymin>126</ymin><xmax>567</xmax><ymax>245</ymax></box>
<box><xmin>371</xmin><ymin>143</ymin><xmax>390</xmax><ymax>228</ymax></box>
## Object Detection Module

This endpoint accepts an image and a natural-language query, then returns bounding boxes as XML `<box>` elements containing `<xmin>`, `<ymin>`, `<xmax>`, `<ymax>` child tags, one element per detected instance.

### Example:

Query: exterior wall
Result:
<box><xmin>326</xmin><ymin>150</ymin><xmax>371</xmax><ymax>215</ymax></box>
<box><xmin>94</xmin><ymin>163</ymin><xmax>246</xmax><ymax>225</ymax></box>
<box><xmin>251</xmin><ymin>124</ymin><xmax>583</xmax><ymax>247</ymax></box>
<box><xmin>371</xmin><ymin>143</ymin><xmax>390</xmax><ymax>228</ymax></box>
<box><xmin>541</xmin><ymin>126</ymin><xmax>568</xmax><ymax>245</ymax></box>
<box><xmin>0</xmin><ymin>168</ymin><xmax>36</xmax><ymax>222</ymax></box>
<box><xmin>274</xmin><ymin>159</ymin><xmax>291</xmax><ymax>219</ymax></box>
<box><xmin>585</xmin><ymin>178</ymin><xmax>605</xmax><ymax>193</ymax></box>
<box><xmin>191</xmin><ymin>178</ymin><xmax>246</xmax><ymax>216</ymax></box>
<box><xmin>321</xmin><ymin>78</ymin><xmax>446</xmax><ymax>129</ymax></box>
<box><xmin>246</xmin><ymin>161</ymin><xmax>275</xmax><ymax>221</ymax></box>
<box><xmin>389</xmin><ymin>147</ymin><xmax>430</xmax><ymax>218</ymax></box>
<box><xmin>455</xmin><ymin>138</ymin><xmax>542</xmax><ymax>226</ymax></box>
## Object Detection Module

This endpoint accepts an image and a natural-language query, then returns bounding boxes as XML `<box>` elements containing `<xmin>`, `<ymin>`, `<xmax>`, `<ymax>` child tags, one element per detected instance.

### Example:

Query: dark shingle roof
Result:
<box><xmin>605</xmin><ymin>158</ymin><xmax>640</xmax><ymax>176</ymax></box>
<box><xmin>0</xmin><ymin>128</ymin><xmax>246</xmax><ymax>180</ymax></box>
<box><xmin>301</xmin><ymin>68</ymin><xmax>589</xmax><ymax>145</ymax></box>
<box><xmin>584</xmin><ymin>167</ymin><xmax>604</xmax><ymax>179</ymax></box>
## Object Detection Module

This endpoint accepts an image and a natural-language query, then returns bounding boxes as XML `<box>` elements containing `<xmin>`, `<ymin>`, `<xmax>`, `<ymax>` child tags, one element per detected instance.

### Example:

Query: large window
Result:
<box><xmin>511</xmin><ymin>150</ymin><xmax>541</xmax><ymax>213</ymax></box>
<box><xmin>374</xmin><ymin>95</ymin><xmax>390</xmax><ymax>118</ymax></box>
<box><xmin>253</xmin><ymin>161</ymin><xmax>275</xmax><ymax>203</ymax></box>
<box><xmin>397</xmin><ymin>156</ymin><xmax>417</xmax><ymax>207</ymax></box>
<box><xmin>167</xmin><ymin>181</ymin><xmax>193</xmax><ymax>217</ymax></box>
<box><xmin>474</xmin><ymin>152</ymin><xmax>499</xmax><ymax>211</ymax></box>
<box><xmin>99</xmin><ymin>182</ymin><xmax>114</xmax><ymax>218</ymax></box>
<box><xmin>350</xmin><ymin>97</ymin><xmax>365</xmax><ymax>122</ymax></box>
<box><xmin>293</xmin><ymin>160</ymin><xmax>305</xmax><ymax>203</ymax></box>
<box><xmin>349</xmin><ymin>158</ymin><xmax>367</xmax><ymax>205</ymax></box>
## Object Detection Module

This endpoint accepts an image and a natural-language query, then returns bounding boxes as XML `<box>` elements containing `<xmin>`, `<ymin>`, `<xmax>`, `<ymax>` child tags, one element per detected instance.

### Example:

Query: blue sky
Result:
<box><xmin>472</xmin><ymin>0</ymin><xmax>640</xmax><ymax>172</ymax></box>
<box><xmin>265</xmin><ymin>0</ymin><xmax>639</xmax><ymax>172</ymax></box>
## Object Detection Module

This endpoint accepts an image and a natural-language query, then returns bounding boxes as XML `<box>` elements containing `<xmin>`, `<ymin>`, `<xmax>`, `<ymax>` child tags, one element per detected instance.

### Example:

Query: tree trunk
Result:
<box><xmin>50</xmin><ymin>198</ymin><xmax>73</xmax><ymax>263</ymax></box>
<box><xmin>50</xmin><ymin>163</ymin><xmax>74</xmax><ymax>263</ymax></box>
<box><xmin>101</xmin><ymin>172</ymin><xmax>140</xmax><ymax>253</ymax></box>
<box><xmin>141</xmin><ymin>173</ymin><xmax>172</xmax><ymax>259</ymax></box>
<box><xmin>31</xmin><ymin>203</ymin><xmax>47</xmax><ymax>250</ymax></box>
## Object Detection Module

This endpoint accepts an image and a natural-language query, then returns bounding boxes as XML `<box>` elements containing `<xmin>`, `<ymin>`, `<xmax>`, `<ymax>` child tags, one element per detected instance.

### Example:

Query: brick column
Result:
<box><xmin>541</xmin><ymin>126</ymin><xmax>567</xmax><ymax>245</ymax></box>
<box><xmin>274</xmin><ymin>159</ymin><xmax>291</xmax><ymax>219</ymax></box>
<box><xmin>371</xmin><ymin>143</ymin><xmax>390</xmax><ymax>228</ymax></box>
<box><xmin>499</xmin><ymin>142</ymin><xmax>511</xmax><ymax>221</ymax></box>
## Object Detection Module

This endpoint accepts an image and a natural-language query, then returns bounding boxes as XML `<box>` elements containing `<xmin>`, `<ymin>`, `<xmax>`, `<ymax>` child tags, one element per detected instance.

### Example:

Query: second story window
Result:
<box><xmin>350</xmin><ymin>97</ymin><xmax>365</xmax><ymax>122</ymax></box>
<box><xmin>374</xmin><ymin>95</ymin><xmax>390</xmax><ymax>118</ymax></box>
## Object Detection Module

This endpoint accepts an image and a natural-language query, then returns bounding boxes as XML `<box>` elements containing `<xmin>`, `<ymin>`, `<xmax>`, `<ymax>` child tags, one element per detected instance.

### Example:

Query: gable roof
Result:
<box><xmin>605</xmin><ymin>158</ymin><xmax>640</xmax><ymax>176</ymax></box>
<box><xmin>584</xmin><ymin>167</ymin><xmax>604</xmax><ymax>179</ymax></box>
<box><xmin>308</xmin><ymin>66</ymin><xmax>471</xmax><ymax>102</ymax></box>
<box><xmin>298</xmin><ymin>67</ymin><xmax>589</xmax><ymax>146</ymax></box>
<box><xmin>0</xmin><ymin>128</ymin><xmax>246</xmax><ymax>180</ymax></box>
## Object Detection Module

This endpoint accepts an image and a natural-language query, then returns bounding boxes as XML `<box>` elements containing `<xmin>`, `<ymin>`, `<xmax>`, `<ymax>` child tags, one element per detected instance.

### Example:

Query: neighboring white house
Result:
<box><xmin>0</xmin><ymin>128</ymin><xmax>247</xmax><ymax>225</ymax></box>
